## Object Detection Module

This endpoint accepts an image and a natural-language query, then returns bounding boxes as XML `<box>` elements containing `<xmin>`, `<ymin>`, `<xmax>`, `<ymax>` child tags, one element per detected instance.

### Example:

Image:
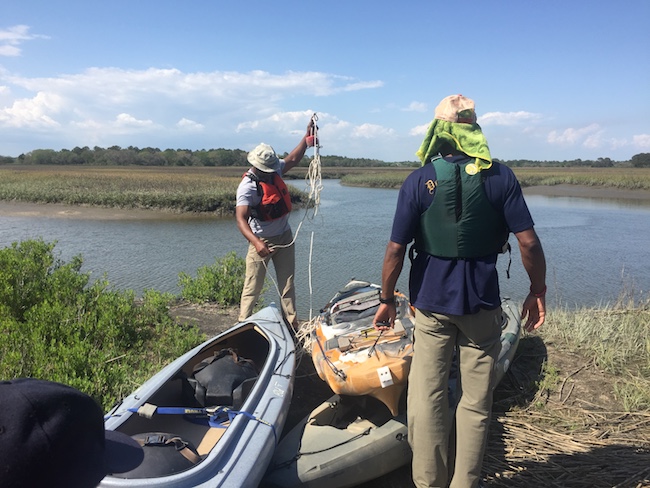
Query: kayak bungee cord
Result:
<box><xmin>124</xmin><ymin>403</ymin><xmax>279</xmax><ymax>446</ymax></box>
<box><xmin>311</xmin><ymin>329</ymin><xmax>347</xmax><ymax>381</ymax></box>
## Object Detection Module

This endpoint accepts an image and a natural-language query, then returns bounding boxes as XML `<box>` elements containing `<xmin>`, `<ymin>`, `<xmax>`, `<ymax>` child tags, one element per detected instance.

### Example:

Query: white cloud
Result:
<box><xmin>409</xmin><ymin>123</ymin><xmax>430</xmax><ymax>136</ymax></box>
<box><xmin>236</xmin><ymin>112</ymin><xmax>393</xmax><ymax>149</ymax></box>
<box><xmin>0</xmin><ymin>45</ymin><xmax>21</xmax><ymax>57</ymax></box>
<box><xmin>350</xmin><ymin>123</ymin><xmax>394</xmax><ymax>139</ymax></box>
<box><xmin>0</xmin><ymin>25</ymin><xmax>47</xmax><ymax>57</ymax></box>
<box><xmin>0</xmin><ymin>91</ymin><xmax>63</xmax><ymax>128</ymax></box>
<box><xmin>583</xmin><ymin>130</ymin><xmax>606</xmax><ymax>149</ymax></box>
<box><xmin>2</xmin><ymin>68</ymin><xmax>380</xmax><ymax>125</ymax></box>
<box><xmin>547</xmin><ymin>123</ymin><xmax>602</xmax><ymax>146</ymax></box>
<box><xmin>114</xmin><ymin>113</ymin><xmax>154</xmax><ymax>128</ymax></box>
<box><xmin>408</xmin><ymin>110</ymin><xmax>542</xmax><ymax>138</ymax></box>
<box><xmin>236</xmin><ymin>110</ymin><xmax>316</xmax><ymax>134</ymax></box>
<box><xmin>341</xmin><ymin>80</ymin><xmax>384</xmax><ymax>92</ymax></box>
<box><xmin>609</xmin><ymin>138</ymin><xmax>628</xmax><ymax>150</ymax></box>
<box><xmin>479</xmin><ymin>111</ymin><xmax>542</xmax><ymax>126</ymax></box>
<box><xmin>403</xmin><ymin>101</ymin><xmax>427</xmax><ymax>112</ymax></box>
<box><xmin>0</xmin><ymin>66</ymin><xmax>389</xmax><ymax>155</ymax></box>
<box><xmin>177</xmin><ymin>118</ymin><xmax>204</xmax><ymax>131</ymax></box>
<box><xmin>633</xmin><ymin>134</ymin><xmax>650</xmax><ymax>149</ymax></box>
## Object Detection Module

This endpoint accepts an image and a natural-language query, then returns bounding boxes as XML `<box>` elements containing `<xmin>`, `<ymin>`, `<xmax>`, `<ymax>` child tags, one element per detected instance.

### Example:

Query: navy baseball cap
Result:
<box><xmin>0</xmin><ymin>378</ymin><xmax>144</xmax><ymax>488</ymax></box>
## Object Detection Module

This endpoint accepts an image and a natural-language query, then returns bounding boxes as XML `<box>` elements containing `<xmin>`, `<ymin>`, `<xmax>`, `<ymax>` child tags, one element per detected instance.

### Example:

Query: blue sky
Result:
<box><xmin>1</xmin><ymin>1</ymin><xmax>648</xmax><ymax>162</ymax></box>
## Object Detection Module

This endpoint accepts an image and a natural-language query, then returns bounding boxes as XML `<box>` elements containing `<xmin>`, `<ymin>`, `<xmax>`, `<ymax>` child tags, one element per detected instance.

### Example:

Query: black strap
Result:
<box><xmin>246</xmin><ymin>172</ymin><xmax>263</xmax><ymax>197</ymax></box>
<box><xmin>137</xmin><ymin>434</ymin><xmax>202</xmax><ymax>464</ymax></box>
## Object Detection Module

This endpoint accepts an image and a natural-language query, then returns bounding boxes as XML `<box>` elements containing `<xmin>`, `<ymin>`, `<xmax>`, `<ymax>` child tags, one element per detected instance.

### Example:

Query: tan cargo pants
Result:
<box><xmin>408</xmin><ymin>306</ymin><xmax>502</xmax><ymax>488</ymax></box>
<box><xmin>238</xmin><ymin>229</ymin><xmax>297</xmax><ymax>328</ymax></box>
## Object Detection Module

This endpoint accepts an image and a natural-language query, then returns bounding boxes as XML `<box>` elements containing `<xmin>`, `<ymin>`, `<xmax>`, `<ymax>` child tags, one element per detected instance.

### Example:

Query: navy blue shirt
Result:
<box><xmin>390</xmin><ymin>156</ymin><xmax>534</xmax><ymax>315</ymax></box>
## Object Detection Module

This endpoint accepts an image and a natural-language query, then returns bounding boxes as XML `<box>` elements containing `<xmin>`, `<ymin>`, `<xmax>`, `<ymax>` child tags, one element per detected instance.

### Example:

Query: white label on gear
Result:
<box><xmin>377</xmin><ymin>366</ymin><xmax>394</xmax><ymax>388</ymax></box>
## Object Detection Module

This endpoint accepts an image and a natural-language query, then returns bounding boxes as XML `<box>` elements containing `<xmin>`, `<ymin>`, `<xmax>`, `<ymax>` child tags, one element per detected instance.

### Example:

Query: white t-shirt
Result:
<box><xmin>236</xmin><ymin>162</ymin><xmax>291</xmax><ymax>238</ymax></box>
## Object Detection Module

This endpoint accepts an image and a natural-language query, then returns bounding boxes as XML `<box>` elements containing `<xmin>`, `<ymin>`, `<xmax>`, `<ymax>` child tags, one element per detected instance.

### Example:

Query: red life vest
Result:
<box><xmin>243</xmin><ymin>172</ymin><xmax>292</xmax><ymax>221</ymax></box>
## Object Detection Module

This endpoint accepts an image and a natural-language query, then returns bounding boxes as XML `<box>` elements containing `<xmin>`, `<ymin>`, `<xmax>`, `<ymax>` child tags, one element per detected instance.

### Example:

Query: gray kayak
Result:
<box><xmin>262</xmin><ymin>298</ymin><xmax>521</xmax><ymax>488</ymax></box>
<box><xmin>101</xmin><ymin>304</ymin><xmax>296</xmax><ymax>488</ymax></box>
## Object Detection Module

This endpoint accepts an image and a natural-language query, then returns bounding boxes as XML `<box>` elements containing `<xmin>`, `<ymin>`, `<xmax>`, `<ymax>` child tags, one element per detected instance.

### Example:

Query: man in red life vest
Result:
<box><xmin>236</xmin><ymin>120</ymin><xmax>314</xmax><ymax>328</ymax></box>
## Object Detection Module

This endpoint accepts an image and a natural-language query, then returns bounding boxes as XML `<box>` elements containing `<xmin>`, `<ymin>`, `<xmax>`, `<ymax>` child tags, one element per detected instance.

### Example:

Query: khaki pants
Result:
<box><xmin>238</xmin><ymin>229</ymin><xmax>297</xmax><ymax>327</ymax></box>
<box><xmin>408</xmin><ymin>307</ymin><xmax>502</xmax><ymax>488</ymax></box>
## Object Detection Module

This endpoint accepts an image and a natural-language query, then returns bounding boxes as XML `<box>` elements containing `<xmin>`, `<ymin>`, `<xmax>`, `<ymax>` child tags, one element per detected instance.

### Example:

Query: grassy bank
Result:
<box><xmin>2</xmin><ymin>238</ymin><xmax>648</xmax><ymax>486</ymax></box>
<box><xmin>0</xmin><ymin>240</ymin><xmax>253</xmax><ymax>410</ymax></box>
<box><xmin>340</xmin><ymin>167</ymin><xmax>650</xmax><ymax>190</ymax></box>
<box><xmin>474</xmin><ymin>295</ymin><xmax>650</xmax><ymax>487</ymax></box>
<box><xmin>513</xmin><ymin>166</ymin><xmax>650</xmax><ymax>191</ymax></box>
<box><xmin>539</xmin><ymin>296</ymin><xmax>650</xmax><ymax>411</ymax></box>
<box><xmin>0</xmin><ymin>165</ymin><xmax>308</xmax><ymax>214</ymax></box>
<box><xmin>4</xmin><ymin>238</ymin><xmax>647</xmax><ymax>412</ymax></box>
<box><xmin>1</xmin><ymin>166</ymin><xmax>648</xmax><ymax>215</ymax></box>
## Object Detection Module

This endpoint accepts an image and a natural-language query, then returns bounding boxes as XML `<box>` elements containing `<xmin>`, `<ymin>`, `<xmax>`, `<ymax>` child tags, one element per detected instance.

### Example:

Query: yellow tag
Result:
<box><xmin>465</xmin><ymin>163</ymin><xmax>479</xmax><ymax>175</ymax></box>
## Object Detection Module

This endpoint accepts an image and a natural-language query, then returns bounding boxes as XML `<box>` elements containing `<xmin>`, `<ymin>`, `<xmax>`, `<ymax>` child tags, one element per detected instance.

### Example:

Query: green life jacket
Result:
<box><xmin>416</xmin><ymin>157</ymin><xmax>509</xmax><ymax>259</ymax></box>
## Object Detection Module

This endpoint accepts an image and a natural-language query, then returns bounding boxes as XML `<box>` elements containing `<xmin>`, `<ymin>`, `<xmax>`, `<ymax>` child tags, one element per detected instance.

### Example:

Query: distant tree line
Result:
<box><xmin>1</xmin><ymin>146</ymin><xmax>649</xmax><ymax>168</ymax></box>
<box><xmin>497</xmin><ymin>153</ymin><xmax>650</xmax><ymax>168</ymax></box>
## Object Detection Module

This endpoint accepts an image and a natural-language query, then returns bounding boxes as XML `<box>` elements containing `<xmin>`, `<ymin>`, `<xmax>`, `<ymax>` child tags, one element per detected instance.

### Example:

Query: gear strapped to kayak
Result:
<box><xmin>112</xmin><ymin>432</ymin><xmax>201</xmax><ymax>479</ymax></box>
<box><xmin>185</xmin><ymin>348</ymin><xmax>258</xmax><ymax>409</ymax></box>
<box><xmin>124</xmin><ymin>347</ymin><xmax>278</xmax><ymax>450</ymax></box>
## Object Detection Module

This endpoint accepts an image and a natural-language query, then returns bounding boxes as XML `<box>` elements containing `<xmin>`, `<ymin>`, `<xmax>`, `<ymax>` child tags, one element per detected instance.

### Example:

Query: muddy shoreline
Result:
<box><xmin>0</xmin><ymin>184</ymin><xmax>647</xmax><ymax>220</ymax></box>
<box><xmin>521</xmin><ymin>183</ymin><xmax>650</xmax><ymax>200</ymax></box>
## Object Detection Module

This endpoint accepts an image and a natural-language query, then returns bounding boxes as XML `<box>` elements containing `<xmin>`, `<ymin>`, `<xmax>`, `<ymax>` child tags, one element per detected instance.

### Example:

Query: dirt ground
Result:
<box><xmin>171</xmin><ymin>303</ymin><xmax>650</xmax><ymax>488</ymax></box>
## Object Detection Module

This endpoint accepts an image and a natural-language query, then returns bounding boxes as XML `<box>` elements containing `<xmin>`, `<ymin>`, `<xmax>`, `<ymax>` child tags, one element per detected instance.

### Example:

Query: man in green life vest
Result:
<box><xmin>373</xmin><ymin>95</ymin><xmax>546</xmax><ymax>488</ymax></box>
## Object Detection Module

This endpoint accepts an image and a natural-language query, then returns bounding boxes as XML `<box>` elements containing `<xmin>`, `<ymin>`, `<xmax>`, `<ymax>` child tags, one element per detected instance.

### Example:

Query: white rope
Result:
<box><xmin>267</xmin><ymin>113</ymin><xmax>322</xmax><ymax>252</ymax></box>
<box><xmin>294</xmin><ymin>315</ymin><xmax>318</xmax><ymax>354</ymax></box>
<box><xmin>305</xmin><ymin>113</ymin><xmax>323</xmax><ymax>216</ymax></box>
<box><xmin>262</xmin><ymin>114</ymin><xmax>323</xmax><ymax>346</ymax></box>
<box><xmin>308</xmin><ymin>231</ymin><xmax>314</xmax><ymax>321</ymax></box>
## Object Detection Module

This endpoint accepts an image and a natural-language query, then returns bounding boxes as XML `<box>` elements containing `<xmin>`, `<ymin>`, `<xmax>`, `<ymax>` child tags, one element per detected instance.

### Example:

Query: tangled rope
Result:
<box><xmin>294</xmin><ymin>315</ymin><xmax>319</xmax><ymax>354</ymax></box>
<box><xmin>263</xmin><ymin>114</ymin><xmax>323</xmax><ymax>344</ymax></box>
<box><xmin>305</xmin><ymin>113</ymin><xmax>323</xmax><ymax>217</ymax></box>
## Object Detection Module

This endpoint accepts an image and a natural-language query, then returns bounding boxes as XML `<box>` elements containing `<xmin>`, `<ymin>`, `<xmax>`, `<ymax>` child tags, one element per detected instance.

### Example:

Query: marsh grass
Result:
<box><xmin>540</xmin><ymin>295</ymin><xmax>650</xmax><ymax>411</ymax></box>
<box><xmin>1</xmin><ymin>166</ymin><xmax>648</xmax><ymax>213</ymax></box>
<box><xmin>513</xmin><ymin>167</ymin><xmax>650</xmax><ymax>191</ymax></box>
<box><xmin>0</xmin><ymin>165</ymin><xmax>306</xmax><ymax>214</ymax></box>
<box><xmin>339</xmin><ymin>170</ymin><xmax>413</xmax><ymax>188</ymax></box>
<box><xmin>337</xmin><ymin>166</ymin><xmax>650</xmax><ymax>190</ymax></box>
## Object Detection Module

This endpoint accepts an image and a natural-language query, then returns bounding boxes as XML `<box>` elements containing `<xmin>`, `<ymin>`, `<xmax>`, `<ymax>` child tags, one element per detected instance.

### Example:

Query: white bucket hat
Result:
<box><xmin>247</xmin><ymin>143</ymin><xmax>280</xmax><ymax>173</ymax></box>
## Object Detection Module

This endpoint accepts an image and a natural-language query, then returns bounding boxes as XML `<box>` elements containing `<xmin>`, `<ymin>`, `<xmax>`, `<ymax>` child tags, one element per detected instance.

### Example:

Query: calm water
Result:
<box><xmin>1</xmin><ymin>180</ymin><xmax>649</xmax><ymax>319</ymax></box>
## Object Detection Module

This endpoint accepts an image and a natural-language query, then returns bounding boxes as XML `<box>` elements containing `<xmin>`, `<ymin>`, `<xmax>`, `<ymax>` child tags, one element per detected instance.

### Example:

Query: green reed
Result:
<box><xmin>541</xmin><ymin>295</ymin><xmax>650</xmax><ymax>411</ymax></box>
<box><xmin>0</xmin><ymin>166</ymin><xmax>306</xmax><ymax>214</ymax></box>
<box><xmin>1</xmin><ymin>166</ymin><xmax>648</xmax><ymax>215</ymax></box>
<box><xmin>513</xmin><ymin>167</ymin><xmax>650</xmax><ymax>190</ymax></box>
<box><xmin>337</xmin><ymin>167</ymin><xmax>650</xmax><ymax>190</ymax></box>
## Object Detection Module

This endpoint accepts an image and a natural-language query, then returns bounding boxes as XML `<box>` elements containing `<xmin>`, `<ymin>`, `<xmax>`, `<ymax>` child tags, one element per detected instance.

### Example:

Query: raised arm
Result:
<box><xmin>282</xmin><ymin>119</ymin><xmax>315</xmax><ymax>173</ymax></box>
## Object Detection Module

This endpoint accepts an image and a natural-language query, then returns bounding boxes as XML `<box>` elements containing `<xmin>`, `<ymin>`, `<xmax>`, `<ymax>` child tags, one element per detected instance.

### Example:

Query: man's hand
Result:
<box><xmin>254</xmin><ymin>239</ymin><xmax>272</xmax><ymax>258</ymax></box>
<box><xmin>373</xmin><ymin>303</ymin><xmax>396</xmax><ymax>331</ymax></box>
<box><xmin>521</xmin><ymin>294</ymin><xmax>545</xmax><ymax>332</ymax></box>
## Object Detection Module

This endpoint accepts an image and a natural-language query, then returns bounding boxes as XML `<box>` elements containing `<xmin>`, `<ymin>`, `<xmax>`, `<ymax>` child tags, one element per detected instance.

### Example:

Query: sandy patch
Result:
<box><xmin>523</xmin><ymin>184</ymin><xmax>650</xmax><ymax>201</ymax></box>
<box><xmin>0</xmin><ymin>201</ymin><xmax>223</xmax><ymax>221</ymax></box>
